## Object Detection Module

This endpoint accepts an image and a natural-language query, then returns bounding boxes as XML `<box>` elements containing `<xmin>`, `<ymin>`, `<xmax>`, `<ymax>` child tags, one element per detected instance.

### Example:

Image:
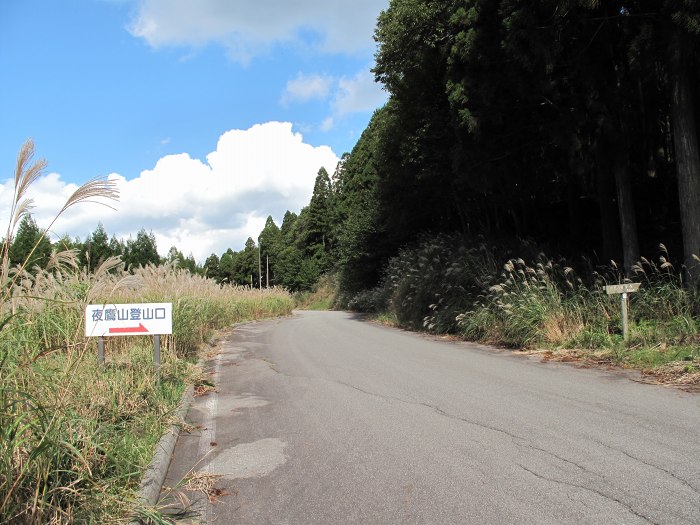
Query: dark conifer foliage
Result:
<box><xmin>323</xmin><ymin>0</ymin><xmax>700</xmax><ymax>291</ymax></box>
<box><xmin>8</xmin><ymin>216</ymin><xmax>52</xmax><ymax>270</ymax></box>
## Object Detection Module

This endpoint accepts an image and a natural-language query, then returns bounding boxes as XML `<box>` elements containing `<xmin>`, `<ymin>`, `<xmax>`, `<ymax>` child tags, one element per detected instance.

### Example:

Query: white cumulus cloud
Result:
<box><xmin>281</xmin><ymin>66</ymin><xmax>388</xmax><ymax>133</ymax></box>
<box><xmin>281</xmin><ymin>73</ymin><xmax>334</xmax><ymax>105</ymax></box>
<box><xmin>0</xmin><ymin>122</ymin><xmax>339</xmax><ymax>262</ymax></box>
<box><xmin>333</xmin><ymin>69</ymin><xmax>388</xmax><ymax>116</ymax></box>
<box><xmin>128</xmin><ymin>0</ymin><xmax>388</xmax><ymax>60</ymax></box>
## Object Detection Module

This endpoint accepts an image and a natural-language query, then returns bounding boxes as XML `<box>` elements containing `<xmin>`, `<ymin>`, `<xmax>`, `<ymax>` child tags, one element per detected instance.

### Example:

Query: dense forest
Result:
<box><xmin>341</xmin><ymin>0</ymin><xmax>700</xmax><ymax>289</ymax></box>
<box><xmin>236</xmin><ymin>0</ymin><xmax>700</xmax><ymax>303</ymax></box>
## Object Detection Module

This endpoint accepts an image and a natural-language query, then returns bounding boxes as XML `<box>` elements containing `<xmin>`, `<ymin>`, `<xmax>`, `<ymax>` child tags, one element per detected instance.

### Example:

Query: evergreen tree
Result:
<box><xmin>233</xmin><ymin>238</ymin><xmax>260</xmax><ymax>286</ymax></box>
<box><xmin>275</xmin><ymin>211</ymin><xmax>305</xmax><ymax>290</ymax></box>
<box><xmin>84</xmin><ymin>223</ymin><xmax>111</xmax><ymax>271</ymax></box>
<box><xmin>108</xmin><ymin>235</ymin><xmax>125</xmax><ymax>259</ymax></box>
<box><xmin>123</xmin><ymin>229</ymin><xmax>160</xmax><ymax>269</ymax></box>
<box><xmin>259</xmin><ymin>216</ymin><xmax>282</xmax><ymax>286</ymax></box>
<box><xmin>8</xmin><ymin>215</ymin><xmax>52</xmax><ymax>270</ymax></box>
<box><xmin>364</xmin><ymin>0</ymin><xmax>700</xmax><ymax>283</ymax></box>
<box><xmin>54</xmin><ymin>234</ymin><xmax>82</xmax><ymax>256</ymax></box>
<box><xmin>219</xmin><ymin>249</ymin><xmax>236</xmax><ymax>283</ymax></box>
<box><xmin>204</xmin><ymin>253</ymin><xmax>221</xmax><ymax>281</ymax></box>
<box><xmin>332</xmin><ymin>113</ymin><xmax>384</xmax><ymax>294</ymax></box>
<box><xmin>182</xmin><ymin>254</ymin><xmax>198</xmax><ymax>274</ymax></box>
<box><xmin>666</xmin><ymin>1</ymin><xmax>700</xmax><ymax>282</ymax></box>
<box><xmin>306</xmin><ymin>168</ymin><xmax>333</xmax><ymax>248</ymax></box>
<box><xmin>166</xmin><ymin>246</ymin><xmax>180</xmax><ymax>265</ymax></box>
<box><xmin>280</xmin><ymin>211</ymin><xmax>298</xmax><ymax>239</ymax></box>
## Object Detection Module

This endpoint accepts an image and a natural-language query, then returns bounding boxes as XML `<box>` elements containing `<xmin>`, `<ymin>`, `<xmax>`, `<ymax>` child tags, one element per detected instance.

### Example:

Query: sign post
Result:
<box><xmin>85</xmin><ymin>303</ymin><xmax>173</xmax><ymax>374</ymax></box>
<box><xmin>604</xmin><ymin>283</ymin><xmax>640</xmax><ymax>341</ymax></box>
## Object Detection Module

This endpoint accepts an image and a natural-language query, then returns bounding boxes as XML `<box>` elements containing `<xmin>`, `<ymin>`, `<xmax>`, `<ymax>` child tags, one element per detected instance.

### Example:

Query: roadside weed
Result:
<box><xmin>358</xmin><ymin>234</ymin><xmax>700</xmax><ymax>381</ymax></box>
<box><xmin>0</xmin><ymin>141</ymin><xmax>294</xmax><ymax>523</ymax></box>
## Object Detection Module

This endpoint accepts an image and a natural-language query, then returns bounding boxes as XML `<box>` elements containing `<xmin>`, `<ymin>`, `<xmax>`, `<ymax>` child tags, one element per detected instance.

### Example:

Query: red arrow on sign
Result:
<box><xmin>109</xmin><ymin>323</ymin><xmax>149</xmax><ymax>334</ymax></box>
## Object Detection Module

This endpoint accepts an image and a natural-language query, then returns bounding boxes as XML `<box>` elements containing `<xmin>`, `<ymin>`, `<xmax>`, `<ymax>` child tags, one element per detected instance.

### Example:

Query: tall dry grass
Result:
<box><xmin>0</xmin><ymin>140</ymin><xmax>294</xmax><ymax>523</ymax></box>
<box><xmin>346</xmin><ymin>234</ymin><xmax>699</xmax><ymax>368</ymax></box>
<box><xmin>1</xmin><ymin>258</ymin><xmax>293</xmax><ymax>523</ymax></box>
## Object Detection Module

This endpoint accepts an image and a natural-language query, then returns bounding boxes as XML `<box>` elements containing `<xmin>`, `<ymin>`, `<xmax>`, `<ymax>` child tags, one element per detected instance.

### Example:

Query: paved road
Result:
<box><xmin>161</xmin><ymin>310</ymin><xmax>700</xmax><ymax>524</ymax></box>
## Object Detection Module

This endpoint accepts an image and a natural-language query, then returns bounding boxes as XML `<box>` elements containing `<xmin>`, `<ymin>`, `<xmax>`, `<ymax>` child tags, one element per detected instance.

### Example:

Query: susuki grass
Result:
<box><xmin>347</xmin><ymin>233</ymin><xmax>700</xmax><ymax>380</ymax></box>
<box><xmin>1</xmin><ymin>260</ymin><xmax>294</xmax><ymax>524</ymax></box>
<box><xmin>0</xmin><ymin>141</ymin><xmax>295</xmax><ymax>523</ymax></box>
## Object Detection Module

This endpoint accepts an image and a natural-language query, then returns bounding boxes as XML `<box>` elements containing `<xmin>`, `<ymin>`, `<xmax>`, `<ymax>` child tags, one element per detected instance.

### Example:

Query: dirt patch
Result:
<box><xmin>640</xmin><ymin>362</ymin><xmax>700</xmax><ymax>391</ymax></box>
<box><xmin>523</xmin><ymin>348</ymin><xmax>612</xmax><ymax>366</ymax></box>
<box><xmin>522</xmin><ymin>348</ymin><xmax>700</xmax><ymax>392</ymax></box>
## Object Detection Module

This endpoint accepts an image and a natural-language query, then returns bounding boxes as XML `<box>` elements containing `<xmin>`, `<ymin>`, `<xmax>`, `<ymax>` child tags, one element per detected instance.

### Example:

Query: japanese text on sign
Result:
<box><xmin>85</xmin><ymin>302</ymin><xmax>173</xmax><ymax>337</ymax></box>
<box><xmin>90</xmin><ymin>306</ymin><xmax>167</xmax><ymax>322</ymax></box>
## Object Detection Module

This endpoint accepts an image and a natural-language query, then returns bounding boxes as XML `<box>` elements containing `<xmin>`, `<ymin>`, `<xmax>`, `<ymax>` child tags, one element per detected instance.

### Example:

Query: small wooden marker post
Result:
<box><xmin>604</xmin><ymin>283</ymin><xmax>641</xmax><ymax>341</ymax></box>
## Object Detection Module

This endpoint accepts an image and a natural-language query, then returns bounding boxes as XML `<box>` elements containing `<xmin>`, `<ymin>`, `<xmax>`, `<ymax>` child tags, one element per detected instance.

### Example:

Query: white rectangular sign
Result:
<box><xmin>604</xmin><ymin>283</ymin><xmax>641</xmax><ymax>295</ymax></box>
<box><xmin>85</xmin><ymin>302</ymin><xmax>173</xmax><ymax>337</ymax></box>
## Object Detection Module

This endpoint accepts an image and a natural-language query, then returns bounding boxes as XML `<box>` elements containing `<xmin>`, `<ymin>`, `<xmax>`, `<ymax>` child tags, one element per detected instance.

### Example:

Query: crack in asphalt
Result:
<box><xmin>335</xmin><ymin>377</ymin><xmax>697</xmax><ymax>524</ymax></box>
<box><xmin>419</xmin><ymin>401</ymin><xmax>525</xmax><ymax>440</ymax></box>
<box><xmin>336</xmin><ymin>380</ymin><xmax>526</xmax><ymax>441</ymax></box>
<box><xmin>261</xmin><ymin>364</ymin><xmax>699</xmax><ymax>519</ymax></box>
<box><xmin>288</xmin><ymin>373</ymin><xmax>700</xmax><ymax>501</ymax></box>
<box><xmin>334</xmin><ymin>379</ymin><xmax>618</xmax><ymax>484</ymax></box>
<box><xmin>593</xmin><ymin>439</ymin><xmax>700</xmax><ymax>495</ymax></box>
<box><xmin>518</xmin><ymin>464</ymin><xmax>659</xmax><ymax>525</ymax></box>
<box><xmin>514</xmin><ymin>441</ymin><xmax>605</xmax><ymax>478</ymax></box>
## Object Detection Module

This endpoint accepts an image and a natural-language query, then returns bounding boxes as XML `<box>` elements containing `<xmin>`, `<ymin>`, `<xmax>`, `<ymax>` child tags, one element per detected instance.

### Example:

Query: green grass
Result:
<box><xmin>347</xmin><ymin>235</ymin><xmax>700</xmax><ymax>381</ymax></box>
<box><xmin>0</xmin><ymin>343</ymin><xmax>194</xmax><ymax>523</ymax></box>
<box><xmin>0</xmin><ymin>264</ymin><xmax>294</xmax><ymax>523</ymax></box>
<box><xmin>303</xmin><ymin>298</ymin><xmax>334</xmax><ymax>310</ymax></box>
<box><xmin>623</xmin><ymin>344</ymin><xmax>697</xmax><ymax>369</ymax></box>
<box><xmin>372</xmin><ymin>311</ymin><xmax>399</xmax><ymax>326</ymax></box>
<box><xmin>296</xmin><ymin>274</ymin><xmax>338</xmax><ymax>311</ymax></box>
<box><xmin>0</xmin><ymin>141</ymin><xmax>296</xmax><ymax>523</ymax></box>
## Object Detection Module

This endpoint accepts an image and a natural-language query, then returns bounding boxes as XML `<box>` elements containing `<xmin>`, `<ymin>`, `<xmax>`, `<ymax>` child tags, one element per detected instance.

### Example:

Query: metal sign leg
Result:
<box><xmin>154</xmin><ymin>334</ymin><xmax>161</xmax><ymax>381</ymax></box>
<box><xmin>98</xmin><ymin>336</ymin><xmax>105</xmax><ymax>367</ymax></box>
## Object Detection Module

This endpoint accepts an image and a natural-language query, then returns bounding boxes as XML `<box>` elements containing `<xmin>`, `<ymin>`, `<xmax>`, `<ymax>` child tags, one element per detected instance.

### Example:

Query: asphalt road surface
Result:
<box><xmin>162</xmin><ymin>310</ymin><xmax>700</xmax><ymax>524</ymax></box>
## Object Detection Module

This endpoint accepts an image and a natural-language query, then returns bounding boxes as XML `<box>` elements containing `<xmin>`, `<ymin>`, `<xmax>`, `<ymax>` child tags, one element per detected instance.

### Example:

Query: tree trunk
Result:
<box><xmin>595</xmin><ymin>146</ymin><xmax>622</xmax><ymax>264</ymax></box>
<box><xmin>613</xmin><ymin>144</ymin><xmax>640</xmax><ymax>275</ymax></box>
<box><xmin>447</xmin><ymin>177</ymin><xmax>469</xmax><ymax>235</ymax></box>
<box><xmin>566</xmin><ymin>170</ymin><xmax>581</xmax><ymax>251</ymax></box>
<box><xmin>668</xmin><ymin>29</ymin><xmax>700</xmax><ymax>285</ymax></box>
<box><xmin>602</xmin><ymin>22</ymin><xmax>639</xmax><ymax>277</ymax></box>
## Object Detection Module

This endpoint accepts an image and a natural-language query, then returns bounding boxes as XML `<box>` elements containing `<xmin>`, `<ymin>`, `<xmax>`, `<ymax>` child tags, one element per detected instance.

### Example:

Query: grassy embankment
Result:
<box><xmin>0</xmin><ymin>258</ymin><xmax>294</xmax><ymax>524</ymax></box>
<box><xmin>295</xmin><ymin>274</ymin><xmax>337</xmax><ymax>311</ymax></box>
<box><xmin>0</xmin><ymin>141</ymin><xmax>294</xmax><ymax>523</ymax></box>
<box><xmin>339</xmin><ymin>234</ymin><xmax>700</xmax><ymax>387</ymax></box>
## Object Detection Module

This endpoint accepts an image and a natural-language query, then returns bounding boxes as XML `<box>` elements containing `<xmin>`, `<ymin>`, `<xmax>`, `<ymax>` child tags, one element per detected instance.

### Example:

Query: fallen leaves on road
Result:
<box><xmin>522</xmin><ymin>348</ymin><xmax>700</xmax><ymax>391</ymax></box>
<box><xmin>641</xmin><ymin>362</ymin><xmax>700</xmax><ymax>391</ymax></box>
<box><xmin>183</xmin><ymin>471</ymin><xmax>228</xmax><ymax>502</ymax></box>
<box><xmin>194</xmin><ymin>382</ymin><xmax>216</xmax><ymax>396</ymax></box>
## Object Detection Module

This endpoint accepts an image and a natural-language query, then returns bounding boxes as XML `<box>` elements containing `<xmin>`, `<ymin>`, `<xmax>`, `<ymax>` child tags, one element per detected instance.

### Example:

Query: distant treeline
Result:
<box><xmin>9</xmin><ymin>201</ymin><xmax>336</xmax><ymax>290</ymax></box>
<box><xmin>7</xmin><ymin>217</ymin><xmax>167</xmax><ymax>272</ymax></box>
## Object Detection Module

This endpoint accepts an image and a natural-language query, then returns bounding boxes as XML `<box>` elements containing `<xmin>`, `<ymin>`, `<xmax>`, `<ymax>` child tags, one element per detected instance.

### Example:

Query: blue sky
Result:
<box><xmin>0</xmin><ymin>0</ymin><xmax>388</xmax><ymax>261</ymax></box>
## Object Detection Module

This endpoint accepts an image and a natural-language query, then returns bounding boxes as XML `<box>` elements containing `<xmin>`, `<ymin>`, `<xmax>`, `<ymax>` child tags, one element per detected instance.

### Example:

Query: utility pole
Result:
<box><xmin>266</xmin><ymin>255</ymin><xmax>269</xmax><ymax>288</ymax></box>
<box><xmin>258</xmin><ymin>237</ymin><xmax>262</xmax><ymax>291</ymax></box>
